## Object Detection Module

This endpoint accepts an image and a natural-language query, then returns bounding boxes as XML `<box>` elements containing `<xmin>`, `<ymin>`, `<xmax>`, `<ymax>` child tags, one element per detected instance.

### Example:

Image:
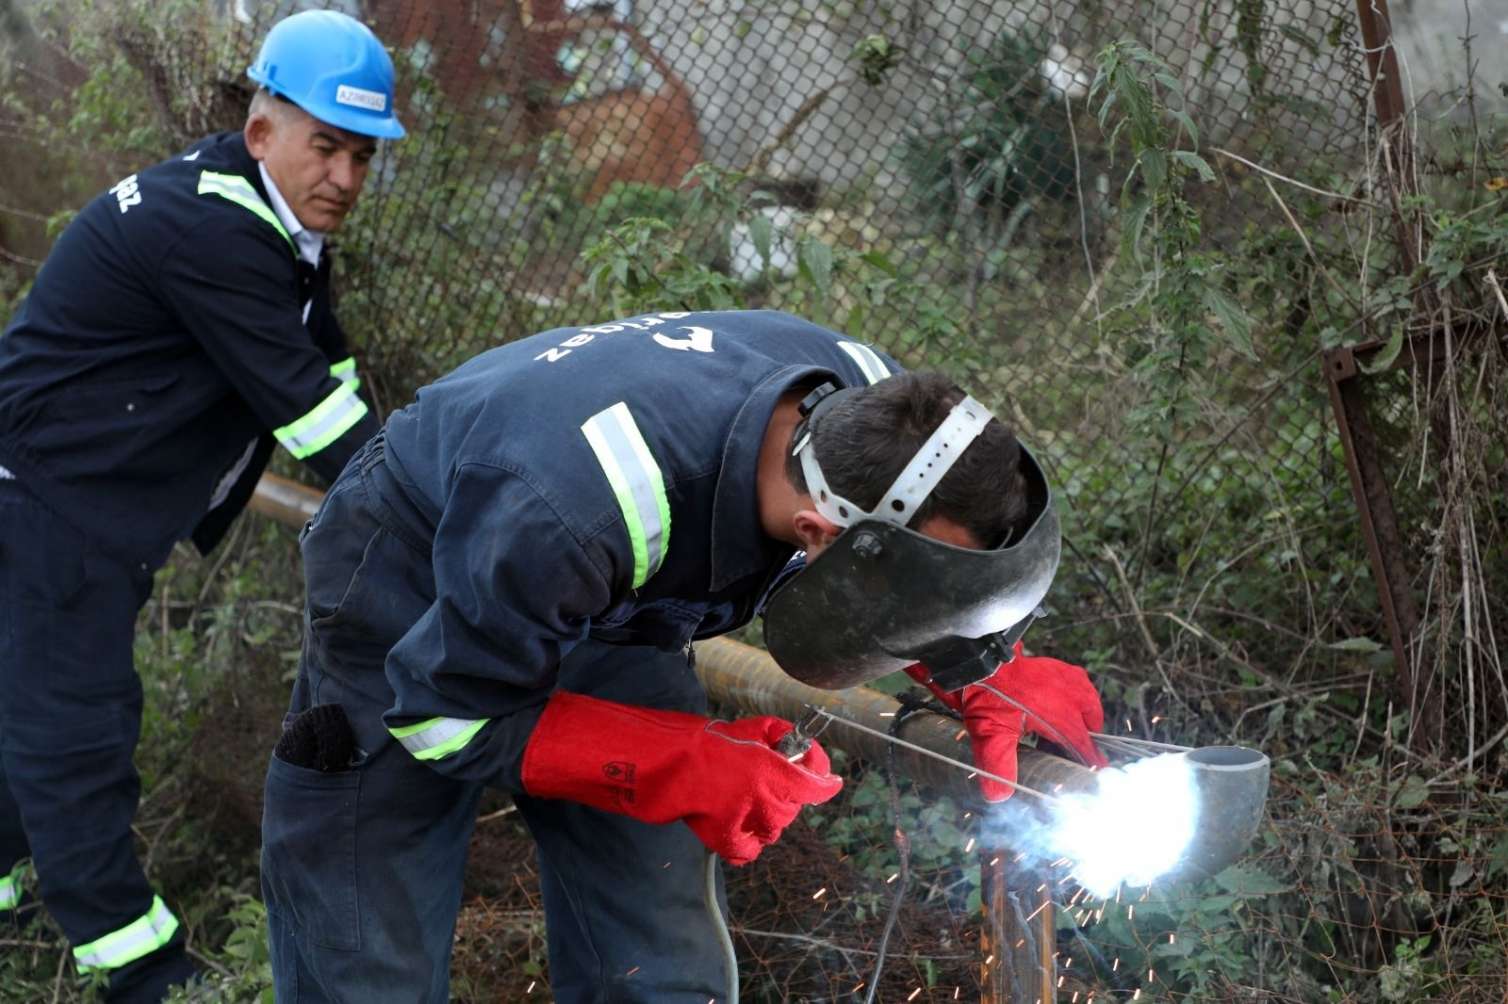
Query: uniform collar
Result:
<box><xmin>707</xmin><ymin>363</ymin><xmax>839</xmax><ymax>592</ymax></box>
<box><xmin>257</xmin><ymin>163</ymin><xmax>325</xmax><ymax>266</ymax></box>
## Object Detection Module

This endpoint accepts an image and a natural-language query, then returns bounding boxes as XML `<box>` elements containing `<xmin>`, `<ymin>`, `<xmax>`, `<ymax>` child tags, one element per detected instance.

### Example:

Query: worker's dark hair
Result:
<box><xmin>786</xmin><ymin>372</ymin><xmax>1030</xmax><ymax>547</ymax></box>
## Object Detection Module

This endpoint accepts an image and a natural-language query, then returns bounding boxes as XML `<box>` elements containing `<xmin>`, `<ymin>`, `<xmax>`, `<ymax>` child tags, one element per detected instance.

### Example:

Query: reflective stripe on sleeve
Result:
<box><xmin>389</xmin><ymin>717</ymin><xmax>489</xmax><ymax>761</ymax></box>
<box><xmin>195</xmin><ymin>171</ymin><xmax>294</xmax><ymax>251</ymax></box>
<box><xmin>329</xmin><ymin>357</ymin><xmax>358</xmax><ymax>384</ymax></box>
<box><xmin>0</xmin><ymin>869</ymin><xmax>19</xmax><ymax>911</ymax></box>
<box><xmin>837</xmin><ymin>340</ymin><xmax>892</xmax><ymax>385</ymax></box>
<box><xmin>581</xmin><ymin>402</ymin><xmax>671</xmax><ymax>590</ymax></box>
<box><xmin>274</xmin><ymin>380</ymin><xmax>369</xmax><ymax>460</ymax></box>
<box><xmin>72</xmin><ymin>895</ymin><xmax>178</xmax><ymax>972</ymax></box>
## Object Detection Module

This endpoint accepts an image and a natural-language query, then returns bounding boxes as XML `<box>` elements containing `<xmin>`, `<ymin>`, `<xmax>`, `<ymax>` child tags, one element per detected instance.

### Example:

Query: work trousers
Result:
<box><xmin>261</xmin><ymin>445</ymin><xmax>735</xmax><ymax>1003</ymax></box>
<box><xmin>0</xmin><ymin>480</ymin><xmax>194</xmax><ymax>1001</ymax></box>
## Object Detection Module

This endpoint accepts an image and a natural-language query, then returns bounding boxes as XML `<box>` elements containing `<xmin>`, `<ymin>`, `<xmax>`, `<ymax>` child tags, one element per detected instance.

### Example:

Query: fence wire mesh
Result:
<box><xmin>1</xmin><ymin>0</ymin><xmax>1505</xmax><ymax>1000</ymax></box>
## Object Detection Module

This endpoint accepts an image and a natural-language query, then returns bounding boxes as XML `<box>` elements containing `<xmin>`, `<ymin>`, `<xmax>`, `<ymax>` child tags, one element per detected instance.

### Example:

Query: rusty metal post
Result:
<box><xmin>980</xmin><ymin>852</ymin><xmax>1055</xmax><ymax>1004</ymax></box>
<box><xmin>1323</xmin><ymin>347</ymin><xmax>1437</xmax><ymax>742</ymax></box>
<box><xmin>1353</xmin><ymin>0</ymin><xmax>1422</xmax><ymax>278</ymax></box>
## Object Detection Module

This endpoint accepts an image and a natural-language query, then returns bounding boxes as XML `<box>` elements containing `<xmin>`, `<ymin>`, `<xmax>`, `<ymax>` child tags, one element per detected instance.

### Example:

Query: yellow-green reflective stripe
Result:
<box><xmin>330</xmin><ymin>357</ymin><xmax>357</xmax><ymax>383</ymax></box>
<box><xmin>581</xmin><ymin>403</ymin><xmax>670</xmax><ymax>590</ymax></box>
<box><xmin>837</xmin><ymin>340</ymin><xmax>891</xmax><ymax>385</ymax></box>
<box><xmin>390</xmin><ymin>717</ymin><xmax>489</xmax><ymax>761</ymax></box>
<box><xmin>274</xmin><ymin>381</ymin><xmax>368</xmax><ymax>459</ymax></box>
<box><xmin>0</xmin><ymin>871</ymin><xmax>19</xmax><ymax>911</ymax></box>
<box><xmin>195</xmin><ymin>171</ymin><xmax>293</xmax><ymax>251</ymax></box>
<box><xmin>73</xmin><ymin>895</ymin><xmax>178</xmax><ymax>972</ymax></box>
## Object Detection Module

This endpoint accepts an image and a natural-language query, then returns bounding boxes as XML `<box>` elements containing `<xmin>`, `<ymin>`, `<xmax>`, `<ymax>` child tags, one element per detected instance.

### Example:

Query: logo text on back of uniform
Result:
<box><xmin>109</xmin><ymin>175</ymin><xmax>142</xmax><ymax>214</ymax></box>
<box><xmin>336</xmin><ymin>84</ymin><xmax>387</xmax><ymax>112</ymax></box>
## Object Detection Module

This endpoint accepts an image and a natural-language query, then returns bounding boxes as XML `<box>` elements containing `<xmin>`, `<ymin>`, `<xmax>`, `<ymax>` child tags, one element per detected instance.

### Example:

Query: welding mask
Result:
<box><xmin>762</xmin><ymin>383</ymin><xmax>1061</xmax><ymax>692</ymax></box>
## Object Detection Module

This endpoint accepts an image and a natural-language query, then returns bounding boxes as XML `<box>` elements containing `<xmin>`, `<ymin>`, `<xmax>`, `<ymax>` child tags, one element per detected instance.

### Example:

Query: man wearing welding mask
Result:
<box><xmin>260</xmin><ymin>309</ymin><xmax>1105</xmax><ymax>1002</ymax></box>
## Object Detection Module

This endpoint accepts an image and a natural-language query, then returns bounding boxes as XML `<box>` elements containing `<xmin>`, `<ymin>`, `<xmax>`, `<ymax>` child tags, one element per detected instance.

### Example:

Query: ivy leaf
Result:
<box><xmin>747</xmin><ymin>213</ymin><xmax>773</xmax><ymax>270</ymax></box>
<box><xmin>1214</xmin><ymin>863</ymin><xmax>1290</xmax><ymax>896</ymax></box>
<box><xmin>1327</xmin><ymin>637</ymin><xmax>1384</xmax><ymax>653</ymax></box>
<box><xmin>1202</xmin><ymin>286</ymin><xmax>1258</xmax><ymax>359</ymax></box>
<box><xmin>1395</xmin><ymin>775</ymin><xmax>1431</xmax><ymax>810</ymax></box>
<box><xmin>798</xmin><ymin>238</ymin><xmax>834</xmax><ymax>301</ymax></box>
<box><xmin>1487</xmin><ymin>835</ymin><xmax>1508</xmax><ymax>878</ymax></box>
<box><xmin>1358</xmin><ymin>324</ymin><xmax>1404</xmax><ymax>375</ymax></box>
<box><xmin>1172</xmin><ymin>149</ymin><xmax>1215</xmax><ymax>183</ymax></box>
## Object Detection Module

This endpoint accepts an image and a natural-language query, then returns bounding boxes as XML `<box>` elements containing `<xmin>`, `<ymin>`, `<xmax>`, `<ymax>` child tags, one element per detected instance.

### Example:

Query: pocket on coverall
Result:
<box><xmin>263</xmin><ymin>755</ymin><xmax>363</xmax><ymax>952</ymax></box>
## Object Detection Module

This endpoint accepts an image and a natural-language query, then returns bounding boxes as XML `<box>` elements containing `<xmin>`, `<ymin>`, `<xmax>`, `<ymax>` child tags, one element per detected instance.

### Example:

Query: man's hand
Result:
<box><xmin>904</xmin><ymin>644</ymin><xmax>1107</xmax><ymax>802</ymax></box>
<box><xmin>521</xmin><ymin>692</ymin><xmax>843</xmax><ymax>864</ymax></box>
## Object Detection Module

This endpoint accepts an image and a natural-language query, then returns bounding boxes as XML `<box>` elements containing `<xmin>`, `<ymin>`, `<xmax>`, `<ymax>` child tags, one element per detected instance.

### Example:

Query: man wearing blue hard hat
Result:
<box><xmin>0</xmin><ymin>10</ymin><xmax>402</xmax><ymax>1001</ymax></box>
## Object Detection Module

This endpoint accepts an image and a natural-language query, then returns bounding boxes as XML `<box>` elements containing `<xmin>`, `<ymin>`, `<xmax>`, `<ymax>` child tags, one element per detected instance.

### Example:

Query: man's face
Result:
<box><xmin>245</xmin><ymin>101</ymin><xmax>377</xmax><ymax>233</ymax></box>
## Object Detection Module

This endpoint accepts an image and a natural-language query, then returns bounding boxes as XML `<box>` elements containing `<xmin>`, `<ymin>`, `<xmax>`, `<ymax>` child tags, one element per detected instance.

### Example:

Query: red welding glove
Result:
<box><xmin>520</xmin><ymin>691</ymin><xmax>843</xmax><ymax>865</ymax></box>
<box><xmin>904</xmin><ymin>644</ymin><xmax>1107</xmax><ymax>802</ymax></box>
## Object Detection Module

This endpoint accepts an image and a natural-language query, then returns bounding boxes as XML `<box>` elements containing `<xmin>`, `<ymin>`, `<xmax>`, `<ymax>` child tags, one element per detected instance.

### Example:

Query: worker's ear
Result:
<box><xmin>792</xmin><ymin>509</ymin><xmax>842</xmax><ymax>555</ymax></box>
<box><xmin>244</xmin><ymin>111</ymin><xmax>275</xmax><ymax>161</ymax></box>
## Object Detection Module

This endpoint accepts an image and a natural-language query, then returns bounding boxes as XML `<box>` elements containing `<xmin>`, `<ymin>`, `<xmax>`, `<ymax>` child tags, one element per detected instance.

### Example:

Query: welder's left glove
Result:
<box><xmin>903</xmin><ymin>644</ymin><xmax>1107</xmax><ymax>802</ymax></box>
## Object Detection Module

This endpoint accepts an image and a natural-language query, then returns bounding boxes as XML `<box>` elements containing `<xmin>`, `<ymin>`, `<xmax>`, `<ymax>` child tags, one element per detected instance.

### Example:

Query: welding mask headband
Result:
<box><xmin>763</xmin><ymin>430</ymin><xmax>1061</xmax><ymax>691</ymax></box>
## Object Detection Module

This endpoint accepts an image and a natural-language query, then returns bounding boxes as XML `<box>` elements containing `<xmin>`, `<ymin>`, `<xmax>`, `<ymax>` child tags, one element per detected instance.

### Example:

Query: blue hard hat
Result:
<box><xmin>247</xmin><ymin>10</ymin><xmax>405</xmax><ymax>139</ymax></box>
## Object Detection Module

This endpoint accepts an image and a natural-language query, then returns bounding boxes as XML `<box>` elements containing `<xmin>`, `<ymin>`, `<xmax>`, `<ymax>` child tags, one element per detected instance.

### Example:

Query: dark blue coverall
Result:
<box><xmin>0</xmin><ymin>131</ymin><xmax>378</xmax><ymax>1001</ymax></box>
<box><xmin>260</xmin><ymin>309</ymin><xmax>899</xmax><ymax>1002</ymax></box>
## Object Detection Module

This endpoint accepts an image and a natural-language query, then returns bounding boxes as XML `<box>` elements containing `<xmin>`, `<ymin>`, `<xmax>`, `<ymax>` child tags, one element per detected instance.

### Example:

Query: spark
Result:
<box><xmin>1014</xmin><ymin>938</ymin><xmax>1025</xmax><ymax>948</ymax></box>
<box><xmin>954</xmin><ymin>988</ymin><xmax>961</xmax><ymax>1000</ymax></box>
<box><xmin>887</xmin><ymin>872</ymin><xmax>900</xmax><ymax>884</ymax></box>
<box><xmin>1056</xmin><ymin>976</ymin><xmax>1065</xmax><ymax>989</ymax></box>
<box><xmin>907</xmin><ymin>988</ymin><xmax>922</xmax><ymax>1001</ymax></box>
<box><xmin>812</xmin><ymin>887</ymin><xmax>827</xmax><ymax>900</ymax></box>
<box><xmin>626</xmin><ymin>966</ymin><xmax>641</xmax><ymax>977</ymax></box>
<box><xmin>962</xmin><ymin>811</ymin><xmax>972</xmax><ymax>820</ymax></box>
<box><xmin>1064</xmin><ymin>957</ymin><xmax>1074</xmax><ymax>969</ymax></box>
<box><xmin>1151</xmin><ymin>716</ymin><xmax>1162</xmax><ymax>725</ymax></box>
<box><xmin>526</xmin><ymin>982</ymin><xmax>536</xmax><ymax>993</ymax></box>
<box><xmin>1036</xmin><ymin>883</ymin><xmax>1048</xmax><ymax>893</ymax></box>
<box><xmin>954</xmin><ymin>728</ymin><xmax>968</xmax><ymax>742</ymax></box>
<box><xmin>879</xmin><ymin>711</ymin><xmax>895</xmax><ymax>718</ymax></box>
<box><xmin>984</xmin><ymin>954</ymin><xmax>994</xmax><ymax>965</ymax></box>
<box><xmin>1133</xmin><ymin>991</ymin><xmax>1142</xmax><ymax>1001</ymax></box>
<box><xmin>1169</xmin><ymin>933</ymin><xmax>1176</xmax><ymax>944</ymax></box>
<box><xmin>989</xmin><ymin>856</ymin><xmax>1000</xmax><ymax>866</ymax></box>
<box><xmin>1113</xmin><ymin>959</ymin><xmax>1120</xmax><ymax>972</ymax></box>
<box><xmin>1128</xmin><ymin>905</ymin><xmax>1135</xmax><ymax>920</ymax></box>
<box><xmin>964</xmin><ymin>837</ymin><xmax>976</xmax><ymax>853</ymax></box>
<box><xmin>852</xmin><ymin>982</ymin><xmax>866</xmax><ymax>993</ymax></box>
<box><xmin>1148</xmin><ymin>969</ymin><xmax>1156</xmax><ymax>982</ymax></box>
<box><xmin>1025</xmin><ymin>898</ymin><xmax>1051</xmax><ymax>922</ymax></box>
<box><xmin>1125</xmin><ymin>718</ymin><xmax>1133</xmax><ymax>732</ymax></box>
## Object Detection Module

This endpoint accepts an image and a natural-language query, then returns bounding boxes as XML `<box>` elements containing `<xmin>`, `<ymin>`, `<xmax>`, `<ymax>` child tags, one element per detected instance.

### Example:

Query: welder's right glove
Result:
<box><xmin>521</xmin><ymin>691</ymin><xmax>843</xmax><ymax>865</ymax></box>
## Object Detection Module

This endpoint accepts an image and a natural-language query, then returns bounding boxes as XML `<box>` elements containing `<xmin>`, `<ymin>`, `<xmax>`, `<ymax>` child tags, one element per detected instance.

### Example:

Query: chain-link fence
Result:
<box><xmin>2</xmin><ymin>0</ymin><xmax>1505</xmax><ymax>1000</ymax></box>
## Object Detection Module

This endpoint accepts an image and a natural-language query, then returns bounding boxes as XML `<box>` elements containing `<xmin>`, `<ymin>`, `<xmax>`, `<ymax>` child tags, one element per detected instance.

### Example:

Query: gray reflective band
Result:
<box><xmin>73</xmin><ymin>895</ymin><xmax>178</xmax><ymax>972</ymax></box>
<box><xmin>0</xmin><ymin>869</ymin><xmax>19</xmax><ymax>910</ymax></box>
<box><xmin>389</xmin><ymin>717</ymin><xmax>489</xmax><ymax>761</ymax></box>
<box><xmin>273</xmin><ymin>381</ymin><xmax>369</xmax><ymax>460</ymax></box>
<box><xmin>195</xmin><ymin>171</ymin><xmax>293</xmax><ymax>251</ymax></box>
<box><xmin>581</xmin><ymin>402</ymin><xmax>671</xmax><ymax>590</ymax></box>
<box><xmin>837</xmin><ymin>341</ymin><xmax>892</xmax><ymax>384</ymax></box>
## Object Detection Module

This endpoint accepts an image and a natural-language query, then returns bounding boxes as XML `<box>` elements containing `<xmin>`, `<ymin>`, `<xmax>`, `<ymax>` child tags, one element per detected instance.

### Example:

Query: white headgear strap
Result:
<box><xmin>796</xmin><ymin>395</ymin><xmax>995</xmax><ymax>529</ymax></box>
